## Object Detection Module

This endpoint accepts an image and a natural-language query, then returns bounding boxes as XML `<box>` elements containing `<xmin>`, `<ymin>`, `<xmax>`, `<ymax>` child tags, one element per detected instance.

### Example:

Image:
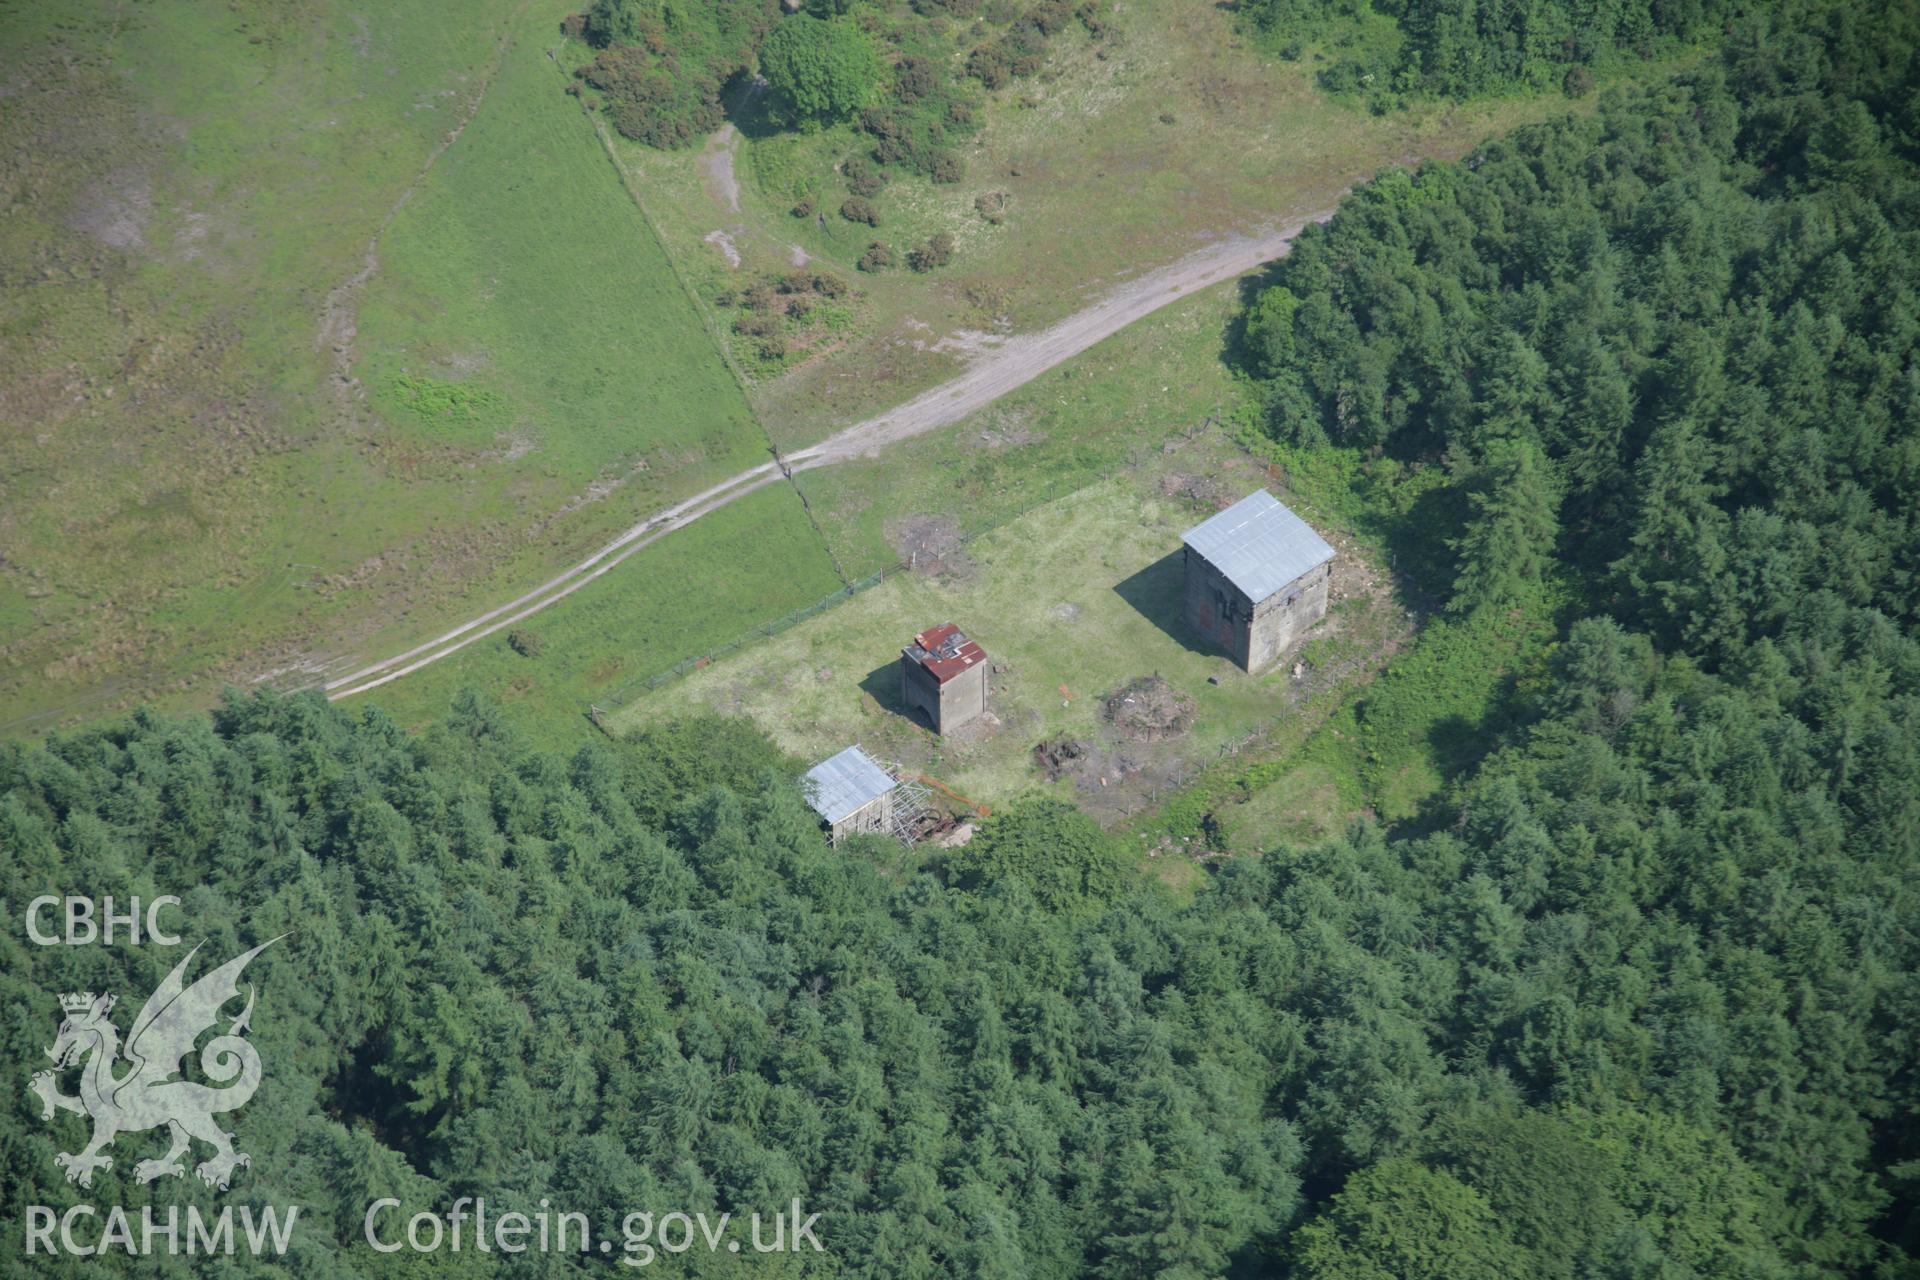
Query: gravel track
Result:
<box><xmin>325</xmin><ymin>215</ymin><xmax>1329</xmax><ymax>700</ymax></box>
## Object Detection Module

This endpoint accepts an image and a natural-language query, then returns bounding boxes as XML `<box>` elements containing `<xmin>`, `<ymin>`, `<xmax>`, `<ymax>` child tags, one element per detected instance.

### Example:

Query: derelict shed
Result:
<box><xmin>1182</xmin><ymin>489</ymin><xmax>1335</xmax><ymax>673</ymax></box>
<box><xmin>901</xmin><ymin>623</ymin><xmax>988</xmax><ymax>734</ymax></box>
<box><xmin>802</xmin><ymin>745</ymin><xmax>931</xmax><ymax>846</ymax></box>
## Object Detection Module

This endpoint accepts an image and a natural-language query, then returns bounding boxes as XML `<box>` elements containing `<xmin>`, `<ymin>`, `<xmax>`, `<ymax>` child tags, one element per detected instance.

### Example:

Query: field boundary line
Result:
<box><xmin>552</xmin><ymin>46</ymin><xmax>847</xmax><ymax>585</ymax></box>
<box><xmin>591</xmin><ymin>418</ymin><xmax>1226</xmax><ymax>728</ymax></box>
<box><xmin>316</xmin><ymin>1</ymin><xmax>537</xmax><ymax>408</ymax></box>
<box><xmin>325</xmin><ymin>218</ymin><xmax>1331</xmax><ymax>700</ymax></box>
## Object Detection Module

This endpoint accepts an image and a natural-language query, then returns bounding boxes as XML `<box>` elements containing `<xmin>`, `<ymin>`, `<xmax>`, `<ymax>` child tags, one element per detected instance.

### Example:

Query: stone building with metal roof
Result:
<box><xmin>900</xmin><ymin>623</ymin><xmax>988</xmax><ymax>734</ymax></box>
<box><xmin>1181</xmin><ymin>489</ymin><xmax>1335</xmax><ymax>673</ymax></box>
<box><xmin>802</xmin><ymin>745</ymin><xmax>931</xmax><ymax>846</ymax></box>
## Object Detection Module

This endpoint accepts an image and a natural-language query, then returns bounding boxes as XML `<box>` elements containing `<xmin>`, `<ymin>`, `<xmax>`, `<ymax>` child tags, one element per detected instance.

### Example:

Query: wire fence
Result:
<box><xmin>589</xmin><ymin>476</ymin><xmax>1071</xmax><ymax>727</ymax></box>
<box><xmin>588</xmin><ymin>415</ymin><xmax>1231</xmax><ymax>732</ymax></box>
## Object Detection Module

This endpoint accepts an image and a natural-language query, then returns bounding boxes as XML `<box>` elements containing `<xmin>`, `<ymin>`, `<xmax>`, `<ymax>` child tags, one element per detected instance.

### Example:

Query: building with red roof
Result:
<box><xmin>900</xmin><ymin>623</ymin><xmax>988</xmax><ymax>733</ymax></box>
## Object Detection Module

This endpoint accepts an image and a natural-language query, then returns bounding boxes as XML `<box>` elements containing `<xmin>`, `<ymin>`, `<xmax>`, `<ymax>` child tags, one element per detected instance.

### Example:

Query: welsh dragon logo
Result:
<box><xmin>28</xmin><ymin>937</ymin><xmax>284</xmax><ymax>1191</ymax></box>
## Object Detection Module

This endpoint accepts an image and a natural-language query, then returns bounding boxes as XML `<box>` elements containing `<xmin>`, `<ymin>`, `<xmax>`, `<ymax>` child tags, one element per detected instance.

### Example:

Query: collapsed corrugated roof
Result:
<box><xmin>1182</xmin><ymin>489</ymin><xmax>1334</xmax><ymax>603</ymax></box>
<box><xmin>903</xmin><ymin>623</ymin><xmax>986</xmax><ymax>684</ymax></box>
<box><xmin>802</xmin><ymin>745</ymin><xmax>897</xmax><ymax>825</ymax></box>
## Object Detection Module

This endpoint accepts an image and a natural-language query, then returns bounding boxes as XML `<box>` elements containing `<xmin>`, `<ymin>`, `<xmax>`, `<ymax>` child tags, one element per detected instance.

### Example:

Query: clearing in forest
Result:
<box><xmin>611</xmin><ymin>434</ymin><xmax>1408</xmax><ymax>822</ymax></box>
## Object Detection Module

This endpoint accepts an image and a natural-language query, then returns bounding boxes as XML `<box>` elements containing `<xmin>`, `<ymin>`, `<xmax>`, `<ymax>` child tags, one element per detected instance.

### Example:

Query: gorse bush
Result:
<box><xmin>906</xmin><ymin>230</ymin><xmax>955</xmax><ymax>271</ymax></box>
<box><xmin>570</xmin><ymin>0</ymin><xmax>776</xmax><ymax>147</ymax></box>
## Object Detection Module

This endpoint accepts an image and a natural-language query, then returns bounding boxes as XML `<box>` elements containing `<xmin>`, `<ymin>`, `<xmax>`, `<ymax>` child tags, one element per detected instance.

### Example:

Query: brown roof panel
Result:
<box><xmin>904</xmin><ymin>623</ymin><xmax>986</xmax><ymax>684</ymax></box>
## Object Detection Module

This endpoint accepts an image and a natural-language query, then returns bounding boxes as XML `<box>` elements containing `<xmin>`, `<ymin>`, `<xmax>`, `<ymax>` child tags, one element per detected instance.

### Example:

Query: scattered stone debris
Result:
<box><xmin>963</xmin><ymin>409</ymin><xmax>1045</xmax><ymax>450</ymax></box>
<box><xmin>1032</xmin><ymin>736</ymin><xmax>1089</xmax><ymax>781</ymax></box>
<box><xmin>934</xmin><ymin>820</ymin><xmax>977</xmax><ymax>848</ymax></box>
<box><xmin>886</xmin><ymin>515</ymin><xmax>974</xmax><ymax>581</ymax></box>
<box><xmin>1102</xmin><ymin>675</ymin><xmax>1195</xmax><ymax>743</ymax></box>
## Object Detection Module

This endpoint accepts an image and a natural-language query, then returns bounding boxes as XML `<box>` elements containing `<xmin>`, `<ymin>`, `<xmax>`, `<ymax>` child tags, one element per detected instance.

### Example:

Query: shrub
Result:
<box><xmin>1562</xmin><ymin>65</ymin><xmax>1595</xmax><ymax>98</ymax></box>
<box><xmin>974</xmin><ymin>190</ymin><xmax>1009</xmax><ymax>224</ymax></box>
<box><xmin>507</xmin><ymin>629</ymin><xmax>544</xmax><ymax>658</ymax></box>
<box><xmin>929</xmin><ymin>151</ymin><xmax>964</xmax><ymax>184</ymax></box>
<box><xmin>791</xmin><ymin>196</ymin><xmax>815</xmax><ymax>218</ymax></box>
<box><xmin>858</xmin><ymin>241</ymin><xmax>895</xmax><ymax>271</ymax></box>
<box><xmin>907</xmin><ymin>231</ymin><xmax>955</xmax><ymax>272</ymax></box>
<box><xmin>760</xmin><ymin>15</ymin><xmax>882</xmax><ymax>126</ymax></box>
<box><xmin>840</xmin><ymin>195</ymin><xmax>881</xmax><ymax>226</ymax></box>
<box><xmin>582</xmin><ymin>0</ymin><xmax>646</xmax><ymax>48</ymax></box>
<box><xmin>948</xmin><ymin>795</ymin><xmax>1127</xmax><ymax>913</ymax></box>
<box><xmin>968</xmin><ymin>44</ymin><xmax>1012</xmax><ymax>88</ymax></box>
<box><xmin>894</xmin><ymin>55</ymin><xmax>940</xmax><ymax>103</ymax></box>
<box><xmin>1031</xmin><ymin>0</ymin><xmax>1074</xmax><ymax>36</ymax></box>
<box><xmin>580</xmin><ymin>49</ymin><xmax>726</xmax><ymax>148</ymax></box>
<box><xmin>843</xmin><ymin>155</ymin><xmax>888</xmax><ymax>197</ymax></box>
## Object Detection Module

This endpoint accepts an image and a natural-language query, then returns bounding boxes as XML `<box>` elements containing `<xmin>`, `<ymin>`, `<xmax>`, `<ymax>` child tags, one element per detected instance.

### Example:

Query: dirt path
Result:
<box><xmin>325</xmin><ymin>215</ymin><xmax>1328</xmax><ymax>700</ymax></box>
<box><xmin>789</xmin><ymin>223</ymin><xmax>1318</xmax><ymax>470</ymax></box>
<box><xmin>699</xmin><ymin>123</ymin><xmax>741</xmax><ymax>213</ymax></box>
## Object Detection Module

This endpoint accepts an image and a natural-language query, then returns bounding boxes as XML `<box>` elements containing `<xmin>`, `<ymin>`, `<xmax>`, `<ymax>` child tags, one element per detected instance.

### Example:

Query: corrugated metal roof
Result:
<box><xmin>803</xmin><ymin>746</ymin><xmax>897</xmax><ymax>825</ymax></box>
<box><xmin>904</xmin><ymin>623</ymin><xmax>987</xmax><ymax>684</ymax></box>
<box><xmin>1182</xmin><ymin>489</ymin><xmax>1334</xmax><ymax>603</ymax></box>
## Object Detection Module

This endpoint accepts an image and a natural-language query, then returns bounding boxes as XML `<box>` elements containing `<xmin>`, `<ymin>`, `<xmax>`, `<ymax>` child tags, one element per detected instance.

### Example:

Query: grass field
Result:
<box><xmin>344</xmin><ymin>482</ymin><xmax>847</xmax><ymax>750</ymax></box>
<box><xmin>321</xmin><ymin>272</ymin><xmax>1247</xmax><ymax>749</ymax></box>
<box><xmin>608</xmin><ymin>431</ymin><xmax>1410</xmax><ymax>822</ymax></box>
<box><xmin>0</xmin><ymin>0</ymin><xmax>767</xmax><ymax>736</ymax></box>
<box><xmin>4</xmin><ymin>0</ymin><xmax>1629</xmax><ymax>753</ymax></box>
<box><xmin>351</xmin><ymin>27</ymin><xmax>763</xmax><ymax>497</ymax></box>
<box><xmin>792</xmin><ymin>280</ymin><xmax>1251</xmax><ymax>577</ymax></box>
<box><xmin>601</xmin><ymin>0</ymin><xmax>1588</xmax><ymax>448</ymax></box>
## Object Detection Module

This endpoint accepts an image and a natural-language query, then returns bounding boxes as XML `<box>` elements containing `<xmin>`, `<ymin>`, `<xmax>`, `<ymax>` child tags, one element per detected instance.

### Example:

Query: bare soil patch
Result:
<box><xmin>961</xmin><ymin>408</ymin><xmax>1045</xmax><ymax>450</ymax></box>
<box><xmin>699</xmin><ymin>123</ymin><xmax>741</xmax><ymax>213</ymax></box>
<box><xmin>886</xmin><ymin>514</ymin><xmax>974</xmax><ymax>581</ymax></box>
<box><xmin>1158</xmin><ymin>471</ymin><xmax>1230</xmax><ymax>512</ymax></box>
<box><xmin>703</xmin><ymin>229</ymin><xmax>741</xmax><ymax>268</ymax></box>
<box><xmin>70</xmin><ymin>168</ymin><xmax>153</xmax><ymax>251</ymax></box>
<box><xmin>1102</xmin><ymin>674</ymin><xmax>1194</xmax><ymax>743</ymax></box>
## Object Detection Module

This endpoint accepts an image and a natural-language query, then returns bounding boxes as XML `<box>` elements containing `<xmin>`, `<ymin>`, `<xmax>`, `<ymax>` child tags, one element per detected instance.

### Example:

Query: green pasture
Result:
<box><xmin>353</xmin><ymin>20</ymin><xmax>764</xmax><ymax>497</ymax></box>
<box><xmin>355</xmin><ymin>483</ymin><xmax>846</xmax><ymax>750</ymax></box>
<box><xmin>0</xmin><ymin>0</ymin><xmax>766</xmax><ymax>736</ymax></box>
